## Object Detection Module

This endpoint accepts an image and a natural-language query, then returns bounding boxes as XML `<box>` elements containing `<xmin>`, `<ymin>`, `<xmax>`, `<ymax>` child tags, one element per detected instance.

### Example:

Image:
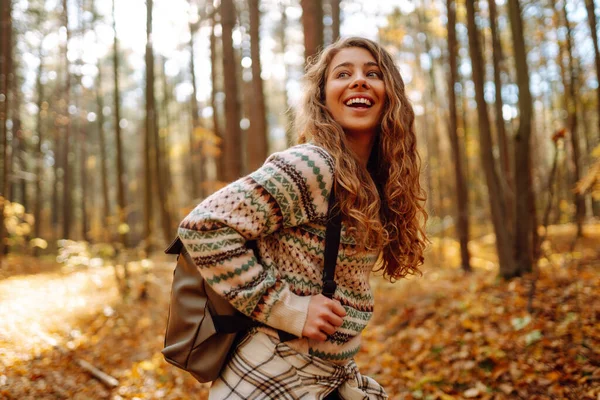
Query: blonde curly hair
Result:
<box><xmin>295</xmin><ymin>37</ymin><xmax>428</xmax><ymax>280</ymax></box>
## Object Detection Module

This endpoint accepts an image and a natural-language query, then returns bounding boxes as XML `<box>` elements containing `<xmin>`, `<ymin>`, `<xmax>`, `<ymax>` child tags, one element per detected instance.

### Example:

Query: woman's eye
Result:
<box><xmin>337</xmin><ymin>71</ymin><xmax>350</xmax><ymax>78</ymax></box>
<box><xmin>367</xmin><ymin>71</ymin><xmax>381</xmax><ymax>78</ymax></box>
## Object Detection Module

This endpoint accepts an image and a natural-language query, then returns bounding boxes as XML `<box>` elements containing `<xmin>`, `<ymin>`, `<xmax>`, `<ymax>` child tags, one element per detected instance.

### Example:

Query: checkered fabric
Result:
<box><xmin>208</xmin><ymin>330</ymin><xmax>388</xmax><ymax>400</ymax></box>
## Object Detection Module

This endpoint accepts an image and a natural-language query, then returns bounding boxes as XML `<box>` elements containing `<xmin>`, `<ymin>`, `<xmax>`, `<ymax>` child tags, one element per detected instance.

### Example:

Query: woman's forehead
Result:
<box><xmin>329</xmin><ymin>47</ymin><xmax>378</xmax><ymax>66</ymax></box>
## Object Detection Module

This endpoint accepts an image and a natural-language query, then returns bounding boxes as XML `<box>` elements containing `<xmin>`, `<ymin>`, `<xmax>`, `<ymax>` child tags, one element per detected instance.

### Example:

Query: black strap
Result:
<box><xmin>213</xmin><ymin>314</ymin><xmax>261</xmax><ymax>334</ymax></box>
<box><xmin>278</xmin><ymin>183</ymin><xmax>342</xmax><ymax>342</ymax></box>
<box><xmin>322</xmin><ymin>184</ymin><xmax>342</xmax><ymax>299</ymax></box>
<box><xmin>168</xmin><ymin>182</ymin><xmax>342</xmax><ymax>343</ymax></box>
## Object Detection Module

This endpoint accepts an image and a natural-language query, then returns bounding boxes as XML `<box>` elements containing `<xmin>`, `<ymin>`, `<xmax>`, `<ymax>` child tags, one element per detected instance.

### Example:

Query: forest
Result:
<box><xmin>0</xmin><ymin>0</ymin><xmax>599</xmax><ymax>398</ymax></box>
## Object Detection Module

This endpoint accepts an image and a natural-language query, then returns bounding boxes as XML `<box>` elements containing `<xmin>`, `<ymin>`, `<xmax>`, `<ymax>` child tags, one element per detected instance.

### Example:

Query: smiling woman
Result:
<box><xmin>175</xmin><ymin>37</ymin><xmax>427</xmax><ymax>400</ymax></box>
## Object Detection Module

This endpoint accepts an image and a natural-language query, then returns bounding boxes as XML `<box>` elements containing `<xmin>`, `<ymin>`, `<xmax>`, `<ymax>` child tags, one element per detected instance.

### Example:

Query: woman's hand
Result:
<box><xmin>302</xmin><ymin>294</ymin><xmax>347</xmax><ymax>341</ymax></box>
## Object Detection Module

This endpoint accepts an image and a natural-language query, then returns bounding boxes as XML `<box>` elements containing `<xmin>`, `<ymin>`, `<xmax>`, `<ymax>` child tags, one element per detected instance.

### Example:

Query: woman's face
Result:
<box><xmin>324</xmin><ymin>47</ymin><xmax>386</xmax><ymax>139</ymax></box>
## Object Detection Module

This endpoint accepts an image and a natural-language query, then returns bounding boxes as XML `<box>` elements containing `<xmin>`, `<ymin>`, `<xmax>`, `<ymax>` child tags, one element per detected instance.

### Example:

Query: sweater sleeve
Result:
<box><xmin>177</xmin><ymin>144</ymin><xmax>334</xmax><ymax>337</ymax></box>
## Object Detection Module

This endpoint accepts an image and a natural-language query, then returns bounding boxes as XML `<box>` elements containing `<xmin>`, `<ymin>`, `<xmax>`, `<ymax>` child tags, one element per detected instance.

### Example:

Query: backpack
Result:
<box><xmin>162</xmin><ymin>186</ymin><xmax>342</xmax><ymax>383</ymax></box>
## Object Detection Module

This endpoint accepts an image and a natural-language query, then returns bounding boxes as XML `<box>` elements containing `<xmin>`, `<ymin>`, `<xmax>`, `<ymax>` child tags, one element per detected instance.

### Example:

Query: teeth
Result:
<box><xmin>345</xmin><ymin>97</ymin><xmax>372</xmax><ymax>106</ymax></box>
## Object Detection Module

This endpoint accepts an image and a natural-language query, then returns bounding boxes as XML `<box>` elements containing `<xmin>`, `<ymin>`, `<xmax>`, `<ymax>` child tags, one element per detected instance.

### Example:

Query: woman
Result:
<box><xmin>177</xmin><ymin>37</ymin><xmax>428</xmax><ymax>399</ymax></box>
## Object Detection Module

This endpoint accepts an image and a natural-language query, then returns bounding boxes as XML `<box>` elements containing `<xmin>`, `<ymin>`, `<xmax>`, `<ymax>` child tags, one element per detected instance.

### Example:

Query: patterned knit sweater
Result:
<box><xmin>178</xmin><ymin>144</ymin><xmax>379</xmax><ymax>364</ymax></box>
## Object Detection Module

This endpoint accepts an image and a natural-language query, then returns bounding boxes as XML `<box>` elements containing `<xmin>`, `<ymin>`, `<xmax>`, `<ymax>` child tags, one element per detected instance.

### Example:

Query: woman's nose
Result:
<box><xmin>350</xmin><ymin>75</ymin><xmax>369</xmax><ymax>88</ymax></box>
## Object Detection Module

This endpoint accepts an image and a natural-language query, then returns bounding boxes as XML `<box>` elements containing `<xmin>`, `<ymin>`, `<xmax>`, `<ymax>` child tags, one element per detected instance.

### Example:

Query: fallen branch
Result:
<box><xmin>36</xmin><ymin>329</ymin><xmax>119</xmax><ymax>388</ymax></box>
<box><xmin>75</xmin><ymin>359</ymin><xmax>119</xmax><ymax>388</ymax></box>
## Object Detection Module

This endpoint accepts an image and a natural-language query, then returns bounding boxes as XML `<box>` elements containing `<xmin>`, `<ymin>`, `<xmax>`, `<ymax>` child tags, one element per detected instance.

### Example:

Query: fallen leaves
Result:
<box><xmin>0</xmin><ymin>223</ymin><xmax>599</xmax><ymax>399</ymax></box>
<box><xmin>356</xmin><ymin>226</ymin><xmax>600</xmax><ymax>399</ymax></box>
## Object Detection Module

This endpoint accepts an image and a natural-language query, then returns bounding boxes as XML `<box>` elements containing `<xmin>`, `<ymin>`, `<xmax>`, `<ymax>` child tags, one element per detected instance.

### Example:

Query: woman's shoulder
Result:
<box><xmin>251</xmin><ymin>143</ymin><xmax>335</xmax><ymax>219</ymax></box>
<box><xmin>264</xmin><ymin>143</ymin><xmax>335</xmax><ymax>177</ymax></box>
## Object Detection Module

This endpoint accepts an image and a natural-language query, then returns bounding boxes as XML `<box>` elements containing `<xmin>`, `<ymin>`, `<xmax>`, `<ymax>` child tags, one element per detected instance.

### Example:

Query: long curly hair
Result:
<box><xmin>295</xmin><ymin>37</ymin><xmax>428</xmax><ymax>280</ymax></box>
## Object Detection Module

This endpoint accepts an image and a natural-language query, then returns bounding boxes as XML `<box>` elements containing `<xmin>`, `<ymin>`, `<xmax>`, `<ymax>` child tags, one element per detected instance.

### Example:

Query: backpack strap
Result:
<box><xmin>168</xmin><ymin>183</ymin><xmax>342</xmax><ymax>344</ymax></box>
<box><xmin>278</xmin><ymin>183</ymin><xmax>342</xmax><ymax>342</ymax></box>
<box><xmin>321</xmin><ymin>183</ymin><xmax>342</xmax><ymax>299</ymax></box>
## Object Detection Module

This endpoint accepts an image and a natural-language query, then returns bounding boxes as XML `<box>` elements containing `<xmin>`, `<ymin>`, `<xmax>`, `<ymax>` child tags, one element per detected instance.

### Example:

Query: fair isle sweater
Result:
<box><xmin>178</xmin><ymin>144</ymin><xmax>379</xmax><ymax>364</ymax></box>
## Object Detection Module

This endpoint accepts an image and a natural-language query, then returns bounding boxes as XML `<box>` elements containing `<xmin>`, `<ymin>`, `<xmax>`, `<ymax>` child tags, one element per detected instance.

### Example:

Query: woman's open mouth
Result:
<box><xmin>344</xmin><ymin>96</ymin><xmax>374</xmax><ymax>109</ymax></box>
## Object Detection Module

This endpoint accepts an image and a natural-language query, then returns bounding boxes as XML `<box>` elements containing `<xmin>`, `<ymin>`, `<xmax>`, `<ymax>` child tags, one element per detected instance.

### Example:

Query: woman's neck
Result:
<box><xmin>346</xmin><ymin>132</ymin><xmax>376</xmax><ymax>168</ymax></box>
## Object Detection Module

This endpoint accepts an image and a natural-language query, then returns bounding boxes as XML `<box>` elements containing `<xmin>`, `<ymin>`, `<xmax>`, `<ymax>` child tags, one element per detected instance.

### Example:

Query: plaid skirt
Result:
<box><xmin>208</xmin><ymin>329</ymin><xmax>388</xmax><ymax>400</ymax></box>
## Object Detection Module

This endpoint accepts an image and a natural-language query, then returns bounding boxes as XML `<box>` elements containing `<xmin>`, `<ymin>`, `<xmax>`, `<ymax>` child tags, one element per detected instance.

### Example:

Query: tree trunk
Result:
<box><xmin>507</xmin><ymin>0</ymin><xmax>534</xmax><ymax>275</ymax></box>
<box><xmin>416</xmin><ymin>2</ymin><xmax>446</xmax><ymax>243</ymax></box>
<box><xmin>93</xmin><ymin>0</ymin><xmax>111</xmax><ymax>243</ymax></box>
<box><xmin>210</xmin><ymin>10</ymin><xmax>224</xmax><ymax>182</ymax></box>
<box><xmin>112</xmin><ymin>0</ymin><xmax>128</xmax><ymax>247</ymax></box>
<box><xmin>33</xmin><ymin>35</ymin><xmax>45</xmax><ymax>256</ymax></box>
<box><xmin>466</xmin><ymin>0</ymin><xmax>515</xmax><ymax>278</ymax></box>
<box><xmin>278</xmin><ymin>4</ymin><xmax>294</xmax><ymax>146</ymax></box>
<box><xmin>300</xmin><ymin>0</ymin><xmax>323</xmax><ymax>63</ymax></box>
<box><xmin>331</xmin><ymin>0</ymin><xmax>340</xmax><ymax>43</ymax></box>
<box><xmin>585</xmin><ymin>0</ymin><xmax>600</xmax><ymax>145</ymax></box>
<box><xmin>188</xmin><ymin>12</ymin><xmax>201</xmax><ymax>199</ymax></box>
<box><xmin>221</xmin><ymin>0</ymin><xmax>243</xmax><ymax>182</ymax></box>
<box><xmin>0</xmin><ymin>0</ymin><xmax>12</xmax><ymax>258</ymax></box>
<box><xmin>160</xmin><ymin>56</ymin><xmax>175</xmax><ymax>230</ymax></box>
<box><xmin>562</xmin><ymin>1</ymin><xmax>585</xmax><ymax>237</ymax></box>
<box><xmin>584</xmin><ymin>0</ymin><xmax>600</xmax><ymax>216</ymax></box>
<box><xmin>144</xmin><ymin>0</ymin><xmax>159</xmax><ymax>252</ymax></box>
<box><xmin>62</xmin><ymin>0</ymin><xmax>73</xmax><ymax>240</ymax></box>
<box><xmin>488</xmin><ymin>0</ymin><xmax>514</xmax><ymax>217</ymax></box>
<box><xmin>248</xmin><ymin>0</ymin><xmax>268</xmax><ymax>171</ymax></box>
<box><xmin>446</xmin><ymin>0</ymin><xmax>471</xmax><ymax>272</ymax></box>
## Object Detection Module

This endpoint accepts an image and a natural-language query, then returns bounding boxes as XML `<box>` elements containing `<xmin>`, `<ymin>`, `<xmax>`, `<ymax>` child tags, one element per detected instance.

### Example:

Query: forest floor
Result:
<box><xmin>0</xmin><ymin>223</ymin><xmax>599</xmax><ymax>400</ymax></box>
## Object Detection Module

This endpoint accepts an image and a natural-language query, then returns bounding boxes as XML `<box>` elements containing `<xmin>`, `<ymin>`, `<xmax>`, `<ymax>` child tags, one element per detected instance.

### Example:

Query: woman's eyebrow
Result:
<box><xmin>332</xmin><ymin>61</ymin><xmax>380</xmax><ymax>71</ymax></box>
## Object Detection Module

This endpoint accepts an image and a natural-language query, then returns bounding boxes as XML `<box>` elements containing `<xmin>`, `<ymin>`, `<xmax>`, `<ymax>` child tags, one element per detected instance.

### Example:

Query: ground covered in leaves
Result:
<box><xmin>0</xmin><ymin>224</ymin><xmax>598</xmax><ymax>399</ymax></box>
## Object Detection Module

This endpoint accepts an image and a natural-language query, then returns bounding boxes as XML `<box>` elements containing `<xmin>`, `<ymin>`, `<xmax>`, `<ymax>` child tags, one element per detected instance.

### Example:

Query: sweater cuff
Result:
<box><xmin>266</xmin><ymin>292</ymin><xmax>311</xmax><ymax>338</ymax></box>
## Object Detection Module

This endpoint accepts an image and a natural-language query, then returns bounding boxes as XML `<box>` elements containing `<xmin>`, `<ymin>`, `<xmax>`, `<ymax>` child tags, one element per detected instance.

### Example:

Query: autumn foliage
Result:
<box><xmin>0</xmin><ymin>224</ymin><xmax>598</xmax><ymax>399</ymax></box>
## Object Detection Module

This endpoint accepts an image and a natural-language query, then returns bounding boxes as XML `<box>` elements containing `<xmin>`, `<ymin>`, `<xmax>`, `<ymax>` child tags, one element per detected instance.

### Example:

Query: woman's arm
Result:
<box><xmin>178</xmin><ymin>145</ymin><xmax>334</xmax><ymax>337</ymax></box>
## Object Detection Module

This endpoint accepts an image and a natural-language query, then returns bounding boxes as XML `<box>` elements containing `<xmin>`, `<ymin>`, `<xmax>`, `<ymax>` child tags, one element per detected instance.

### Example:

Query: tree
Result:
<box><xmin>277</xmin><ymin>2</ymin><xmax>294</xmax><ymax>146</ymax></box>
<box><xmin>466</xmin><ymin>0</ymin><xmax>515</xmax><ymax>278</ymax></box>
<box><xmin>92</xmin><ymin>0</ymin><xmax>111</xmax><ymax>243</ymax></box>
<box><xmin>488</xmin><ymin>0</ymin><xmax>513</xmax><ymax>210</ymax></box>
<box><xmin>585</xmin><ymin>0</ymin><xmax>600</xmax><ymax>145</ymax></box>
<box><xmin>221</xmin><ymin>0</ymin><xmax>243</xmax><ymax>181</ymax></box>
<box><xmin>331</xmin><ymin>0</ymin><xmax>340</xmax><ymax>42</ymax></box>
<box><xmin>209</xmin><ymin>8</ymin><xmax>224</xmax><ymax>181</ymax></box>
<box><xmin>247</xmin><ymin>0</ymin><xmax>268</xmax><ymax>171</ymax></box>
<box><xmin>0</xmin><ymin>0</ymin><xmax>13</xmax><ymax>257</ymax></box>
<box><xmin>61</xmin><ymin>0</ymin><xmax>73</xmax><ymax>240</ymax></box>
<box><xmin>446</xmin><ymin>0</ymin><xmax>471</xmax><ymax>272</ymax></box>
<box><xmin>300</xmin><ymin>0</ymin><xmax>323</xmax><ymax>62</ymax></box>
<box><xmin>188</xmin><ymin>3</ymin><xmax>202</xmax><ymax>199</ymax></box>
<box><xmin>33</xmin><ymin>15</ymin><xmax>45</xmax><ymax>256</ymax></box>
<box><xmin>507</xmin><ymin>0</ymin><xmax>534</xmax><ymax>275</ymax></box>
<box><xmin>561</xmin><ymin>1</ymin><xmax>586</xmax><ymax>237</ymax></box>
<box><xmin>112</xmin><ymin>0</ymin><xmax>127</xmax><ymax>247</ymax></box>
